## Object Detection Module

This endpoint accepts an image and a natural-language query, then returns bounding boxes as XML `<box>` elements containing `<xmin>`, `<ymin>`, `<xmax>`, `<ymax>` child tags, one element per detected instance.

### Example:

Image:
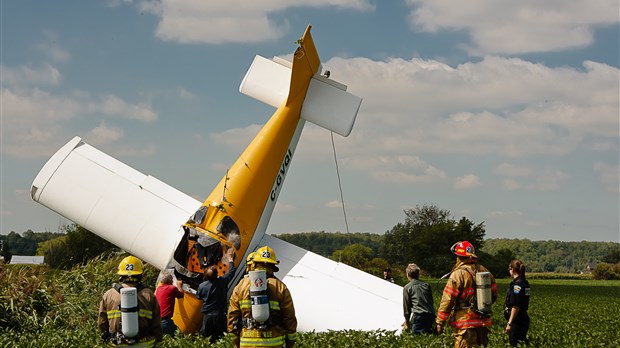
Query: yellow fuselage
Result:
<box><xmin>173</xmin><ymin>26</ymin><xmax>321</xmax><ymax>334</ymax></box>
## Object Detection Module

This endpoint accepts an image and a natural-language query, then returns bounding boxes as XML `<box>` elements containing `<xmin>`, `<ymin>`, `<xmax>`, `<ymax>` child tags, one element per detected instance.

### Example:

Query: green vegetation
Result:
<box><xmin>3</xmin><ymin>204</ymin><xmax>618</xmax><ymax>279</ymax></box>
<box><xmin>482</xmin><ymin>238</ymin><xmax>619</xmax><ymax>273</ymax></box>
<box><xmin>275</xmin><ymin>205</ymin><xmax>619</xmax><ymax>280</ymax></box>
<box><xmin>1</xmin><ymin>224</ymin><xmax>117</xmax><ymax>268</ymax></box>
<box><xmin>1</xmin><ymin>203</ymin><xmax>618</xmax><ymax>345</ymax></box>
<box><xmin>2</xmin><ymin>257</ymin><xmax>619</xmax><ymax>347</ymax></box>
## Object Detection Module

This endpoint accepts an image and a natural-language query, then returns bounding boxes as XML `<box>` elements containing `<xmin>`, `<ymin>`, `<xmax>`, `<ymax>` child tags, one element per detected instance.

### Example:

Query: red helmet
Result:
<box><xmin>451</xmin><ymin>241</ymin><xmax>477</xmax><ymax>258</ymax></box>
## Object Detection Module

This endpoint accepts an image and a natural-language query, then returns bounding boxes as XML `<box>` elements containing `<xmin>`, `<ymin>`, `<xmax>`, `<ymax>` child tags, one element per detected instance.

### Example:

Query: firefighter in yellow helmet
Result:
<box><xmin>436</xmin><ymin>241</ymin><xmax>498</xmax><ymax>348</ymax></box>
<box><xmin>228</xmin><ymin>246</ymin><xmax>298</xmax><ymax>348</ymax></box>
<box><xmin>98</xmin><ymin>255</ymin><xmax>163</xmax><ymax>346</ymax></box>
<box><xmin>245</xmin><ymin>251</ymin><xmax>256</xmax><ymax>274</ymax></box>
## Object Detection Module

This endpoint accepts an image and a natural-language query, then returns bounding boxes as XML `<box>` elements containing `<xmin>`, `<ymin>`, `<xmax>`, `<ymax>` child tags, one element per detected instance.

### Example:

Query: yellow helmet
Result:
<box><xmin>118</xmin><ymin>256</ymin><xmax>144</xmax><ymax>276</ymax></box>
<box><xmin>246</xmin><ymin>252</ymin><xmax>256</xmax><ymax>272</ymax></box>
<box><xmin>253</xmin><ymin>246</ymin><xmax>279</xmax><ymax>265</ymax></box>
<box><xmin>246</xmin><ymin>252</ymin><xmax>256</xmax><ymax>264</ymax></box>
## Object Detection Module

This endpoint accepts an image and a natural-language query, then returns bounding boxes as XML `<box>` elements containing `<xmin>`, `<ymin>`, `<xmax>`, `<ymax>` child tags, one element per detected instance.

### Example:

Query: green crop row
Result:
<box><xmin>1</xmin><ymin>256</ymin><xmax>619</xmax><ymax>347</ymax></box>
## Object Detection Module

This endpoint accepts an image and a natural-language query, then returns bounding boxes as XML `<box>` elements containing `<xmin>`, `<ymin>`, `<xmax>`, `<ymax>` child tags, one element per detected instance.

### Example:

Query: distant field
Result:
<box><xmin>1</xmin><ymin>260</ymin><xmax>619</xmax><ymax>347</ymax></box>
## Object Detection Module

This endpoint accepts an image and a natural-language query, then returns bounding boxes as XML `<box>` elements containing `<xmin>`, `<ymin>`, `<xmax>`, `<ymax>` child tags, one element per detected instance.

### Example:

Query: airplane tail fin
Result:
<box><xmin>239</xmin><ymin>28</ymin><xmax>362</xmax><ymax>137</ymax></box>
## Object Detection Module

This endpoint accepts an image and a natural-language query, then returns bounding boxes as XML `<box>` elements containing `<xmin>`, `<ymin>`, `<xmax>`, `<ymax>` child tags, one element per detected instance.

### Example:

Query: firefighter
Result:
<box><xmin>98</xmin><ymin>255</ymin><xmax>163</xmax><ymax>347</ymax></box>
<box><xmin>436</xmin><ymin>241</ymin><xmax>498</xmax><ymax>348</ymax></box>
<box><xmin>227</xmin><ymin>246</ymin><xmax>298</xmax><ymax>348</ymax></box>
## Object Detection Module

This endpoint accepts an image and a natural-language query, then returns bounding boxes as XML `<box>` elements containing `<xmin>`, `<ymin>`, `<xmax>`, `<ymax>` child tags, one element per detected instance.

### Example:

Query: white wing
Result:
<box><xmin>260</xmin><ymin>234</ymin><xmax>404</xmax><ymax>332</ymax></box>
<box><xmin>31</xmin><ymin>137</ymin><xmax>201</xmax><ymax>270</ymax></box>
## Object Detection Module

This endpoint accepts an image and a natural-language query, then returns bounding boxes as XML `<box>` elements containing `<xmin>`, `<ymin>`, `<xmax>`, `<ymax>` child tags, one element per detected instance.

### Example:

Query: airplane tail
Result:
<box><xmin>239</xmin><ymin>27</ymin><xmax>361</xmax><ymax>137</ymax></box>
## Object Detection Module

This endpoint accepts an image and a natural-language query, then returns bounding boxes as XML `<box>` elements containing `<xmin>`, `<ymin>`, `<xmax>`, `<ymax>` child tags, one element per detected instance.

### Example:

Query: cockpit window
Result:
<box><xmin>190</xmin><ymin>206</ymin><xmax>208</xmax><ymax>225</ymax></box>
<box><xmin>217</xmin><ymin>216</ymin><xmax>241</xmax><ymax>250</ymax></box>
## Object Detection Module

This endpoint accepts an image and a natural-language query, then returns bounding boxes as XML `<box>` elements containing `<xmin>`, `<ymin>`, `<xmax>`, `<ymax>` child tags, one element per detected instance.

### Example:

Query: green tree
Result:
<box><xmin>603</xmin><ymin>246</ymin><xmax>620</xmax><ymax>264</ymax></box>
<box><xmin>380</xmin><ymin>204</ymin><xmax>486</xmax><ymax>277</ymax></box>
<box><xmin>0</xmin><ymin>238</ymin><xmax>12</xmax><ymax>263</ymax></box>
<box><xmin>37</xmin><ymin>236</ymin><xmax>69</xmax><ymax>268</ymax></box>
<box><xmin>331</xmin><ymin>243</ymin><xmax>373</xmax><ymax>268</ymax></box>
<box><xmin>5</xmin><ymin>231</ymin><xmax>38</xmax><ymax>255</ymax></box>
<box><xmin>592</xmin><ymin>263</ymin><xmax>620</xmax><ymax>280</ymax></box>
<box><xmin>275</xmin><ymin>232</ymin><xmax>382</xmax><ymax>257</ymax></box>
<box><xmin>478</xmin><ymin>248</ymin><xmax>516</xmax><ymax>278</ymax></box>
<box><xmin>37</xmin><ymin>224</ymin><xmax>117</xmax><ymax>269</ymax></box>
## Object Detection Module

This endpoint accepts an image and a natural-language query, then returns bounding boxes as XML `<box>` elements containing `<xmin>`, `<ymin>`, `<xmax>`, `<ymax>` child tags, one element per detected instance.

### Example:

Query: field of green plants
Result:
<box><xmin>1</xmin><ymin>254</ymin><xmax>619</xmax><ymax>347</ymax></box>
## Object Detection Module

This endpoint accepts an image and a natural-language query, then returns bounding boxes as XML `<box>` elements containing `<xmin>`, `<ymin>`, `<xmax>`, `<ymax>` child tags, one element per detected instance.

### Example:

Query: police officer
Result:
<box><xmin>436</xmin><ymin>241</ymin><xmax>498</xmax><ymax>348</ymax></box>
<box><xmin>98</xmin><ymin>255</ymin><xmax>163</xmax><ymax>347</ymax></box>
<box><xmin>504</xmin><ymin>259</ymin><xmax>530</xmax><ymax>346</ymax></box>
<box><xmin>227</xmin><ymin>246</ymin><xmax>298</xmax><ymax>348</ymax></box>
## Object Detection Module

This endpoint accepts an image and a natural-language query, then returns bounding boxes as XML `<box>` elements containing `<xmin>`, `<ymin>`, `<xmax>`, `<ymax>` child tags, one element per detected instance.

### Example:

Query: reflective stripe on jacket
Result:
<box><xmin>98</xmin><ymin>283</ymin><xmax>163</xmax><ymax>343</ymax></box>
<box><xmin>228</xmin><ymin>275</ymin><xmax>297</xmax><ymax>347</ymax></box>
<box><xmin>436</xmin><ymin>260</ymin><xmax>498</xmax><ymax>329</ymax></box>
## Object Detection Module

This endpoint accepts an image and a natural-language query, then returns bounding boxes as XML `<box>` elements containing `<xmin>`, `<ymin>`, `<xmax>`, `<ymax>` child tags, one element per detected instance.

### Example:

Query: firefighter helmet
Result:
<box><xmin>246</xmin><ymin>251</ymin><xmax>256</xmax><ymax>264</ymax></box>
<box><xmin>451</xmin><ymin>241</ymin><xmax>477</xmax><ymax>258</ymax></box>
<box><xmin>118</xmin><ymin>256</ymin><xmax>144</xmax><ymax>276</ymax></box>
<box><xmin>246</xmin><ymin>251</ymin><xmax>256</xmax><ymax>272</ymax></box>
<box><xmin>253</xmin><ymin>246</ymin><xmax>280</xmax><ymax>265</ymax></box>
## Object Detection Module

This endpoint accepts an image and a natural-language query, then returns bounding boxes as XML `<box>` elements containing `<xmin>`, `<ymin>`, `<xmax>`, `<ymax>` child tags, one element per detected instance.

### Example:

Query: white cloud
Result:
<box><xmin>210</xmin><ymin>124</ymin><xmax>261</xmax><ymax>150</ymax></box>
<box><xmin>1</xmin><ymin>64</ymin><xmax>62</xmax><ymax>87</ymax></box>
<box><xmin>406</xmin><ymin>0</ymin><xmax>619</xmax><ymax>55</ymax></box>
<box><xmin>345</xmin><ymin>155</ymin><xmax>448</xmax><ymax>184</ymax></box>
<box><xmin>324</xmin><ymin>56</ymin><xmax>618</xmax><ymax>158</ymax></box>
<box><xmin>593</xmin><ymin>162</ymin><xmax>620</xmax><ymax>193</ymax></box>
<box><xmin>94</xmin><ymin>95</ymin><xmax>158</xmax><ymax>122</ymax></box>
<box><xmin>502</xmin><ymin>179</ymin><xmax>521</xmax><ymax>191</ymax></box>
<box><xmin>493</xmin><ymin>163</ymin><xmax>568</xmax><ymax>191</ymax></box>
<box><xmin>179</xmin><ymin>87</ymin><xmax>196</xmax><ymax>100</ymax></box>
<box><xmin>325</xmin><ymin>200</ymin><xmax>342</xmax><ymax>208</ymax></box>
<box><xmin>88</xmin><ymin>121</ymin><xmax>124</xmax><ymax>145</ymax></box>
<box><xmin>139</xmin><ymin>0</ymin><xmax>374</xmax><ymax>44</ymax></box>
<box><xmin>2</xmin><ymin>83</ymin><xmax>158</xmax><ymax>158</ymax></box>
<box><xmin>454</xmin><ymin>174</ymin><xmax>481</xmax><ymax>190</ymax></box>
<box><xmin>275</xmin><ymin>202</ymin><xmax>297</xmax><ymax>212</ymax></box>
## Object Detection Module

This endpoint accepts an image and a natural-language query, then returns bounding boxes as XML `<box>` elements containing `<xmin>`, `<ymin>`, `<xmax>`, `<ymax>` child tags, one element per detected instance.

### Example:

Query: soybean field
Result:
<box><xmin>1</xmin><ymin>256</ymin><xmax>619</xmax><ymax>347</ymax></box>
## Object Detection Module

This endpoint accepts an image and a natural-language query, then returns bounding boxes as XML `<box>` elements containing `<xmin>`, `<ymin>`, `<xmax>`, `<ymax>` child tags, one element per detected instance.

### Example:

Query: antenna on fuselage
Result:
<box><xmin>222</xmin><ymin>169</ymin><xmax>229</xmax><ymax>203</ymax></box>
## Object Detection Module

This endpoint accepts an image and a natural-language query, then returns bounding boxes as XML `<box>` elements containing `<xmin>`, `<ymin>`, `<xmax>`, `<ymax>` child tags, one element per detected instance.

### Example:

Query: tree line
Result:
<box><xmin>2</xmin><ymin>204</ymin><xmax>618</xmax><ymax>280</ymax></box>
<box><xmin>1</xmin><ymin>224</ymin><xmax>117</xmax><ymax>269</ymax></box>
<box><xmin>275</xmin><ymin>204</ymin><xmax>619</xmax><ymax>281</ymax></box>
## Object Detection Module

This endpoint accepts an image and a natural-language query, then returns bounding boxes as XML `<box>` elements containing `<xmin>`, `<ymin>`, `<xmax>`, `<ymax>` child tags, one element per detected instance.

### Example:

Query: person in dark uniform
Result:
<box><xmin>504</xmin><ymin>259</ymin><xmax>530</xmax><ymax>346</ymax></box>
<box><xmin>196</xmin><ymin>247</ymin><xmax>236</xmax><ymax>342</ymax></box>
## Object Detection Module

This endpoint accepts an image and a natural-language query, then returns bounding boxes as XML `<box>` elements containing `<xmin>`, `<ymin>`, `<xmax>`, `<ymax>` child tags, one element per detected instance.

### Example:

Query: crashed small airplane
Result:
<box><xmin>31</xmin><ymin>25</ymin><xmax>403</xmax><ymax>333</ymax></box>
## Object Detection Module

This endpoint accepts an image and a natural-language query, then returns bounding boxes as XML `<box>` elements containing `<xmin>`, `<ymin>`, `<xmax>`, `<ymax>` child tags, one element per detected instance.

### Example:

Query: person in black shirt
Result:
<box><xmin>504</xmin><ymin>259</ymin><xmax>530</xmax><ymax>346</ymax></box>
<box><xmin>196</xmin><ymin>248</ymin><xmax>236</xmax><ymax>342</ymax></box>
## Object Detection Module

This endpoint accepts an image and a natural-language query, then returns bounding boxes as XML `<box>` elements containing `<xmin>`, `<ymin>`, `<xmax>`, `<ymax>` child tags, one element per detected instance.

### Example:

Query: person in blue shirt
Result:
<box><xmin>196</xmin><ymin>247</ymin><xmax>236</xmax><ymax>342</ymax></box>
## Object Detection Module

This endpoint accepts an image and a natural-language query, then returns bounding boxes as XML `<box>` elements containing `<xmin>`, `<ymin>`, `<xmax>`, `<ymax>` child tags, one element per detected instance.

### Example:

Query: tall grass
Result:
<box><xmin>1</xmin><ymin>257</ymin><xmax>619</xmax><ymax>347</ymax></box>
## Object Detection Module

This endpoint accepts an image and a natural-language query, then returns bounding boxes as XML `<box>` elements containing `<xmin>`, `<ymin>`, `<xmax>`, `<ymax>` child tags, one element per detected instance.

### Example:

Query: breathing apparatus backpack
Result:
<box><xmin>464</xmin><ymin>268</ymin><xmax>493</xmax><ymax>318</ymax></box>
<box><xmin>110</xmin><ymin>283</ymin><xmax>143</xmax><ymax>345</ymax></box>
<box><xmin>246</xmin><ymin>270</ymin><xmax>271</xmax><ymax>330</ymax></box>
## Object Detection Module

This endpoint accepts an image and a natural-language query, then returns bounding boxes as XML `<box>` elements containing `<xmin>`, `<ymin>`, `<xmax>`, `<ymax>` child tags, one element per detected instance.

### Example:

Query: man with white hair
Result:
<box><xmin>402</xmin><ymin>263</ymin><xmax>435</xmax><ymax>335</ymax></box>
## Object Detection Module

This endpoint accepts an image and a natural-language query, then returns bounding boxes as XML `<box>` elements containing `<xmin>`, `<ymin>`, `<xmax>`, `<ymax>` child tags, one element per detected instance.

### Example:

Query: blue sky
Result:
<box><xmin>1</xmin><ymin>1</ymin><xmax>619</xmax><ymax>242</ymax></box>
